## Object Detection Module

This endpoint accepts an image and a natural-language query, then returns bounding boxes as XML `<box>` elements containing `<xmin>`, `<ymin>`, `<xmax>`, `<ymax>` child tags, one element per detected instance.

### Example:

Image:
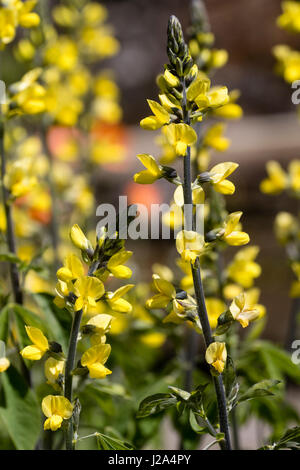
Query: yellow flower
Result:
<box><xmin>18</xmin><ymin>1</ymin><xmax>40</xmax><ymax>28</ymax></box>
<box><xmin>206</xmin><ymin>298</ymin><xmax>226</xmax><ymax>329</ymax></box>
<box><xmin>81</xmin><ymin>344</ymin><xmax>112</xmax><ymax>379</ymax></box>
<box><xmin>44</xmin><ymin>358</ymin><xmax>65</xmax><ymax>390</ymax></box>
<box><xmin>205</xmin><ymin>342</ymin><xmax>227</xmax><ymax>374</ymax></box>
<box><xmin>203</xmin><ymin>123</ymin><xmax>230</xmax><ymax>152</ymax></box>
<box><xmin>0</xmin><ymin>0</ymin><xmax>40</xmax><ymax>48</ymax></box>
<box><xmin>44</xmin><ymin>37</ymin><xmax>78</xmax><ymax>71</ymax></box>
<box><xmin>140</xmin><ymin>332</ymin><xmax>166</xmax><ymax>348</ymax></box>
<box><xmin>70</xmin><ymin>224</ymin><xmax>91</xmax><ymax>252</ymax></box>
<box><xmin>290</xmin><ymin>262</ymin><xmax>300</xmax><ymax>297</ymax></box>
<box><xmin>274</xmin><ymin>211</ymin><xmax>297</xmax><ymax>244</ymax></box>
<box><xmin>42</xmin><ymin>395</ymin><xmax>73</xmax><ymax>431</ymax></box>
<box><xmin>204</xmin><ymin>162</ymin><xmax>239</xmax><ymax>195</ymax></box>
<box><xmin>163</xmin><ymin>123</ymin><xmax>197</xmax><ymax>156</ymax></box>
<box><xmin>134</xmin><ymin>154</ymin><xmax>164</xmax><ymax>184</ymax></box>
<box><xmin>73</xmin><ymin>276</ymin><xmax>105</xmax><ymax>314</ymax></box>
<box><xmin>56</xmin><ymin>254</ymin><xmax>84</xmax><ymax>282</ymax></box>
<box><xmin>106</xmin><ymin>250</ymin><xmax>132</xmax><ymax>279</ymax></box>
<box><xmin>20</xmin><ymin>326</ymin><xmax>49</xmax><ymax>360</ymax></box>
<box><xmin>106</xmin><ymin>284</ymin><xmax>134</xmax><ymax>313</ymax></box>
<box><xmin>223</xmin><ymin>283</ymin><xmax>243</xmax><ymax>301</ymax></box>
<box><xmin>227</xmin><ymin>246</ymin><xmax>261</xmax><ymax>288</ymax></box>
<box><xmin>229</xmin><ymin>292</ymin><xmax>260</xmax><ymax>328</ymax></box>
<box><xmin>163</xmin><ymin>69</ymin><xmax>180</xmax><ymax>88</ymax></box>
<box><xmin>4</xmin><ymin>159</ymin><xmax>37</xmax><ymax>198</ymax></box>
<box><xmin>187</xmin><ymin>74</ymin><xmax>229</xmax><ymax>112</ymax></box>
<box><xmin>140</xmin><ymin>100</ymin><xmax>170</xmax><ymax>130</ymax></box>
<box><xmin>0</xmin><ymin>341</ymin><xmax>10</xmax><ymax>373</ymax></box>
<box><xmin>288</xmin><ymin>160</ymin><xmax>300</xmax><ymax>192</ymax></box>
<box><xmin>173</xmin><ymin>185</ymin><xmax>204</xmax><ymax>207</ymax></box>
<box><xmin>0</xmin><ymin>357</ymin><xmax>10</xmax><ymax>373</ymax></box>
<box><xmin>85</xmin><ymin>314</ymin><xmax>113</xmax><ymax>345</ymax></box>
<box><xmin>277</xmin><ymin>1</ymin><xmax>300</xmax><ymax>33</ymax></box>
<box><xmin>177</xmin><ymin>258</ymin><xmax>194</xmax><ymax>292</ymax></box>
<box><xmin>260</xmin><ymin>161</ymin><xmax>287</xmax><ymax>194</ymax></box>
<box><xmin>146</xmin><ymin>274</ymin><xmax>183</xmax><ymax>315</ymax></box>
<box><xmin>176</xmin><ymin>230</ymin><xmax>205</xmax><ymax>263</ymax></box>
<box><xmin>220</xmin><ymin>212</ymin><xmax>250</xmax><ymax>246</ymax></box>
<box><xmin>10</xmin><ymin>68</ymin><xmax>46</xmax><ymax>115</ymax></box>
<box><xmin>213</xmin><ymin>102</ymin><xmax>243</xmax><ymax>120</ymax></box>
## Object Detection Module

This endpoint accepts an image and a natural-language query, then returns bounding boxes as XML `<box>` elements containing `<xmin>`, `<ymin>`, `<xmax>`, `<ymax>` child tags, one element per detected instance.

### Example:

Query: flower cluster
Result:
<box><xmin>19</xmin><ymin>222</ymin><xmax>134</xmax><ymax>432</ymax></box>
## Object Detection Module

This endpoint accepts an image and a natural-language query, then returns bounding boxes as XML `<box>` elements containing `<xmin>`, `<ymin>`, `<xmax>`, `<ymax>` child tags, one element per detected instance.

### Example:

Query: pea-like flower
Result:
<box><xmin>4</xmin><ymin>160</ymin><xmax>37</xmax><ymax>198</ymax></box>
<box><xmin>146</xmin><ymin>274</ymin><xmax>184</xmax><ymax>313</ymax></box>
<box><xmin>81</xmin><ymin>344</ymin><xmax>112</xmax><ymax>379</ymax></box>
<box><xmin>106</xmin><ymin>250</ymin><xmax>133</xmax><ymax>279</ymax></box>
<box><xmin>229</xmin><ymin>292</ymin><xmax>260</xmax><ymax>328</ymax></box>
<box><xmin>134</xmin><ymin>154</ymin><xmax>164</xmax><ymax>184</ymax></box>
<box><xmin>163</xmin><ymin>123</ymin><xmax>197</xmax><ymax>156</ymax></box>
<box><xmin>70</xmin><ymin>224</ymin><xmax>92</xmax><ymax>252</ymax></box>
<box><xmin>199</xmin><ymin>162</ymin><xmax>239</xmax><ymax>195</ymax></box>
<box><xmin>106</xmin><ymin>284</ymin><xmax>134</xmax><ymax>313</ymax></box>
<box><xmin>219</xmin><ymin>212</ymin><xmax>250</xmax><ymax>246</ymax></box>
<box><xmin>0</xmin><ymin>341</ymin><xmax>10</xmax><ymax>373</ymax></box>
<box><xmin>42</xmin><ymin>395</ymin><xmax>73</xmax><ymax>431</ymax></box>
<box><xmin>277</xmin><ymin>1</ymin><xmax>300</xmax><ymax>33</ymax></box>
<box><xmin>260</xmin><ymin>160</ymin><xmax>288</xmax><ymax>195</ymax></box>
<box><xmin>205</xmin><ymin>342</ymin><xmax>227</xmax><ymax>374</ymax></box>
<box><xmin>227</xmin><ymin>246</ymin><xmax>261</xmax><ymax>288</ymax></box>
<box><xmin>203</xmin><ymin>123</ymin><xmax>230</xmax><ymax>152</ymax></box>
<box><xmin>20</xmin><ymin>326</ymin><xmax>49</xmax><ymax>361</ymax></box>
<box><xmin>56</xmin><ymin>254</ymin><xmax>84</xmax><ymax>282</ymax></box>
<box><xmin>176</xmin><ymin>230</ymin><xmax>205</xmax><ymax>263</ymax></box>
<box><xmin>0</xmin><ymin>0</ymin><xmax>40</xmax><ymax>48</ymax></box>
<box><xmin>44</xmin><ymin>358</ymin><xmax>65</xmax><ymax>390</ymax></box>
<box><xmin>85</xmin><ymin>314</ymin><xmax>113</xmax><ymax>345</ymax></box>
<box><xmin>73</xmin><ymin>276</ymin><xmax>105</xmax><ymax>314</ymax></box>
<box><xmin>0</xmin><ymin>357</ymin><xmax>10</xmax><ymax>373</ymax></box>
<box><xmin>9</xmin><ymin>68</ymin><xmax>46</xmax><ymax>115</ymax></box>
<box><xmin>140</xmin><ymin>100</ymin><xmax>170</xmax><ymax>130</ymax></box>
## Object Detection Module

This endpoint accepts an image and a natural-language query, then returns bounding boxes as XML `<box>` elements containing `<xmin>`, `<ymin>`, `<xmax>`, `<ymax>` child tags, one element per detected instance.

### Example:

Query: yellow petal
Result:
<box><xmin>25</xmin><ymin>326</ymin><xmax>48</xmax><ymax>352</ymax></box>
<box><xmin>0</xmin><ymin>357</ymin><xmax>10</xmax><ymax>373</ymax></box>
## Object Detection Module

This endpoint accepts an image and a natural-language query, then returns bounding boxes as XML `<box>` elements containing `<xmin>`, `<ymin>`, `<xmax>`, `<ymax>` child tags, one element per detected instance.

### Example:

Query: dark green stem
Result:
<box><xmin>0</xmin><ymin>117</ymin><xmax>32</xmax><ymax>386</ymax></box>
<box><xmin>181</xmin><ymin>79</ymin><xmax>232</xmax><ymax>450</ymax></box>
<box><xmin>0</xmin><ymin>120</ymin><xmax>23</xmax><ymax>304</ymax></box>
<box><xmin>64</xmin><ymin>309</ymin><xmax>83</xmax><ymax>450</ymax></box>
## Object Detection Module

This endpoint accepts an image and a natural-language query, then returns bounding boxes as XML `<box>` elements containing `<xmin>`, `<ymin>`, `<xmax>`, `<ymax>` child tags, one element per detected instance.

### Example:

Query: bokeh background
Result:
<box><xmin>91</xmin><ymin>0</ymin><xmax>300</xmax><ymax>343</ymax></box>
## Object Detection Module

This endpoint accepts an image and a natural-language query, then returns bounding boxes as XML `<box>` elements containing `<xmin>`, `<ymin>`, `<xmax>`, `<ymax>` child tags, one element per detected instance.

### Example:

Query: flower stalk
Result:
<box><xmin>64</xmin><ymin>309</ymin><xmax>83</xmax><ymax>450</ymax></box>
<box><xmin>181</xmin><ymin>72</ymin><xmax>231</xmax><ymax>450</ymax></box>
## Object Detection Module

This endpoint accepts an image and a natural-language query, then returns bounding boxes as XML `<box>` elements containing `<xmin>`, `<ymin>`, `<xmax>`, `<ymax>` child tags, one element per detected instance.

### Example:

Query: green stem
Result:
<box><xmin>64</xmin><ymin>309</ymin><xmax>83</xmax><ymax>450</ymax></box>
<box><xmin>181</xmin><ymin>79</ymin><xmax>231</xmax><ymax>451</ymax></box>
<box><xmin>0</xmin><ymin>117</ymin><xmax>32</xmax><ymax>386</ymax></box>
<box><xmin>0</xmin><ymin>120</ymin><xmax>23</xmax><ymax>305</ymax></box>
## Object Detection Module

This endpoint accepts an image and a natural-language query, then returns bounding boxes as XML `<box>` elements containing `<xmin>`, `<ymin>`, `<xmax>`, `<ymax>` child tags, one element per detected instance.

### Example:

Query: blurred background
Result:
<box><xmin>1</xmin><ymin>0</ymin><xmax>300</xmax><ymax>451</ymax></box>
<box><xmin>93</xmin><ymin>0</ymin><xmax>300</xmax><ymax>343</ymax></box>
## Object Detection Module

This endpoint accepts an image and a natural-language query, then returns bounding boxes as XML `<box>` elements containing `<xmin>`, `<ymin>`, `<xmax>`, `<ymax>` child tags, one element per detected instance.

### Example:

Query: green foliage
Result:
<box><xmin>0</xmin><ymin>366</ymin><xmax>40</xmax><ymax>449</ymax></box>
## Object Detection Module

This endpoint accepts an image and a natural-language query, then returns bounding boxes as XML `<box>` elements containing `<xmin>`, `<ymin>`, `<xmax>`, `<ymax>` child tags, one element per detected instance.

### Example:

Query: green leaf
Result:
<box><xmin>274</xmin><ymin>426</ymin><xmax>300</xmax><ymax>450</ymax></box>
<box><xmin>0</xmin><ymin>253</ymin><xmax>22</xmax><ymax>264</ymax></box>
<box><xmin>96</xmin><ymin>432</ymin><xmax>134</xmax><ymax>450</ymax></box>
<box><xmin>11</xmin><ymin>303</ymin><xmax>45</xmax><ymax>331</ymax></box>
<box><xmin>238</xmin><ymin>380</ymin><xmax>281</xmax><ymax>404</ymax></box>
<box><xmin>215</xmin><ymin>310</ymin><xmax>234</xmax><ymax>335</ymax></box>
<box><xmin>0</xmin><ymin>366</ymin><xmax>40</xmax><ymax>449</ymax></box>
<box><xmin>137</xmin><ymin>393</ymin><xmax>177</xmax><ymax>418</ymax></box>
<box><xmin>168</xmin><ymin>386</ymin><xmax>190</xmax><ymax>401</ymax></box>
<box><xmin>189</xmin><ymin>410</ymin><xmax>208</xmax><ymax>435</ymax></box>
<box><xmin>0</xmin><ymin>305</ymin><xmax>9</xmax><ymax>342</ymax></box>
